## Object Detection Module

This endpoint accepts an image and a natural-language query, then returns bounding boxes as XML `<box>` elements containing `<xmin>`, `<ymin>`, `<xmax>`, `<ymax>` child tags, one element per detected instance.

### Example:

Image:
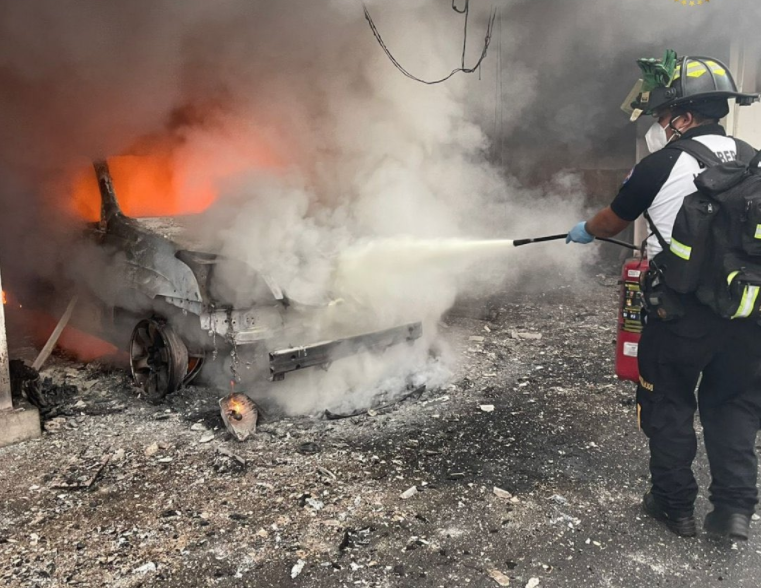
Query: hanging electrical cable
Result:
<box><xmin>362</xmin><ymin>1</ymin><xmax>497</xmax><ymax>85</ymax></box>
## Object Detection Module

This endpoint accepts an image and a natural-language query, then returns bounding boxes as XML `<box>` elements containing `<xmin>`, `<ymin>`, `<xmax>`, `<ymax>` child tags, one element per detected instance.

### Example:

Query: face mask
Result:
<box><xmin>645</xmin><ymin>121</ymin><xmax>669</xmax><ymax>153</ymax></box>
<box><xmin>645</xmin><ymin>116</ymin><xmax>684</xmax><ymax>154</ymax></box>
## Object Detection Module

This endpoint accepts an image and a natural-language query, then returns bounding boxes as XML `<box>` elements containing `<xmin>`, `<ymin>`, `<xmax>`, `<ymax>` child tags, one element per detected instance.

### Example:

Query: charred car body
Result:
<box><xmin>82</xmin><ymin>161</ymin><xmax>421</xmax><ymax>401</ymax></box>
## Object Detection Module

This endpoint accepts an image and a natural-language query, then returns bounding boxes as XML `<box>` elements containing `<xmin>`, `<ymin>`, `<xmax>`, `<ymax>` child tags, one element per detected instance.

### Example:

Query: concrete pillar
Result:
<box><xmin>725</xmin><ymin>39</ymin><xmax>745</xmax><ymax>139</ymax></box>
<box><xmin>0</xmin><ymin>268</ymin><xmax>11</xmax><ymax>411</ymax></box>
<box><xmin>0</xmin><ymin>266</ymin><xmax>42</xmax><ymax>448</ymax></box>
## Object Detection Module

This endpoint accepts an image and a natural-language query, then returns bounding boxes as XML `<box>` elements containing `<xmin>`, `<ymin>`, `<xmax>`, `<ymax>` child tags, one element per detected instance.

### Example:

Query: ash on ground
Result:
<box><xmin>2</xmin><ymin>273</ymin><xmax>760</xmax><ymax>588</ymax></box>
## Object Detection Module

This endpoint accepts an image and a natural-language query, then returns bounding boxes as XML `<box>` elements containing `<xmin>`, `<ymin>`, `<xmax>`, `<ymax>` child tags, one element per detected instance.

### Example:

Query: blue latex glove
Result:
<box><xmin>566</xmin><ymin>221</ymin><xmax>594</xmax><ymax>244</ymax></box>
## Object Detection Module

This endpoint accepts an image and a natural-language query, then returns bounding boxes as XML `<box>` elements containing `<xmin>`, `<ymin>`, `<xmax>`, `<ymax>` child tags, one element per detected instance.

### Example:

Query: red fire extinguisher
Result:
<box><xmin>615</xmin><ymin>257</ymin><xmax>649</xmax><ymax>382</ymax></box>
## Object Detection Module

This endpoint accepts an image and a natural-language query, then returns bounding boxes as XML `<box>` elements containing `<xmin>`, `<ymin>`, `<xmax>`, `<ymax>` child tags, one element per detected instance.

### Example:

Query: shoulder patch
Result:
<box><xmin>622</xmin><ymin>167</ymin><xmax>635</xmax><ymax>185</ymax></box>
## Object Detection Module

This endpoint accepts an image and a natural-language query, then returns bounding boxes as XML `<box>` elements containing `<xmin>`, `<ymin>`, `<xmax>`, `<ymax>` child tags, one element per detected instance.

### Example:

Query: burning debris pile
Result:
<box><xmin>219</xmin><ymin>392</ymin><xmax>258</xmax><ymax>441</ymax></box>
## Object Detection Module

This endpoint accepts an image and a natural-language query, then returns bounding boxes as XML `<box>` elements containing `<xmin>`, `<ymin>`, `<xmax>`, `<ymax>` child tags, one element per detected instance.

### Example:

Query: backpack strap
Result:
<box><xmin>665</xmin><ymin>139</ymin><xmax>723</xmax><ymax>168</ymax></box>
<box><xmin>733</xmin><ymin>137</ymin><xmax>758</xmax><ymax>165</ymax></box>
<box><xmin>667</xmin><ymin>137</ymin><xmax>757</xmax><ymax>167</ymax></box>
<box><xmin>734</xmin><ymin>138</ymin><xmax>758</xmax><ymax>166</ymax></box>
<box><xmin>643</xmin><ymin>210</ymin><xmax>670</xmax><ymax>253</ymax></box>
<box><xmin>752</xmin><ymin>150</ymin><xmax>761</xmax><ymax>170</ymax></box>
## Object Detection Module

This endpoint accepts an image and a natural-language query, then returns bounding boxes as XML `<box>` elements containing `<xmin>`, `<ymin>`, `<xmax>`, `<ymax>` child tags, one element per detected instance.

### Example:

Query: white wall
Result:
<box><xmin>733</xmin><ymin>104</ymin><xmax>761</xmax><ymax>146</ymax></box>
<box><xmin>727</xmin><ymin>39</ymin><xmax>761</xmax><ymax>146</ymax></box>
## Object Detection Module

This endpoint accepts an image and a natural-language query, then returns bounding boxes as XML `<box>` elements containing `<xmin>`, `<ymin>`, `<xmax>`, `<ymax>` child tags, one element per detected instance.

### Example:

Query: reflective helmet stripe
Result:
<box><xmin>674</xmin><ymin>60</ymin><xmax>727</xmax><ymax>80</ymax></box>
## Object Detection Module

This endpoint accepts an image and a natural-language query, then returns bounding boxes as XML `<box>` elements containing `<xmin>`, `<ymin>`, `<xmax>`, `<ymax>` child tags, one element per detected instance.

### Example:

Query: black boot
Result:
<box><xmin>704</xmin><ymin>509</ymin><xmax>751</xmax><ymax>541</ymax></box>
<box><xmin>642</xmin><ymin>492</ymin><xmax>697</xmax><ymax>537</ymax></box>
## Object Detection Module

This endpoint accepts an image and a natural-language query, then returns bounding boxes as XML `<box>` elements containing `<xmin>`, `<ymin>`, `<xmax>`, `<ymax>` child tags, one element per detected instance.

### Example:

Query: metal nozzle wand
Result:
<box><xmin>512</xmin><ymin>234</ymin><xmax>637</xmax><ymax>250</ymax></box>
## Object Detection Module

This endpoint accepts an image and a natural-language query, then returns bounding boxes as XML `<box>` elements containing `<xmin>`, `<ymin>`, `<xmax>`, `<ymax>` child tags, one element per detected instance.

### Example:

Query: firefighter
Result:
<box><xmin>567</xmin><ymin>53</ymin><xmax>761</xmax><ymax>539</ymax></box>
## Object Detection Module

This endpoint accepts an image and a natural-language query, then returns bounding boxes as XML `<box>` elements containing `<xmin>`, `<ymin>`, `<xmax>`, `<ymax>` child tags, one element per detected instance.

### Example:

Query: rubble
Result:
<box><xmin>489</xmin><ymin>568</ymin><xmax>512</xmax><ymax>586</ymax></box>
<box><xmin>49</xmin><ymin>453</ymin><xmax>110</xmax><ymax>490</ymax></box>
<box><xmin>290</xmin><ymin>559</ymin><xmax>306</xmax><ymax>579</ymax></box>
<box><xmin>1</xmin><ymin>277</ymin><xmax>757</xmax><ymax>586</ymax></box>
<box><xmin>133</xmin><ymin>562</ymin><xmax>157</xmax><ymax>575</ymax></box>
<box><xmin>400</xmin><ymin>486</ymin><xmax>418</xmax><ymax>499</ymax></box>
<box><xmin>297</xmin><ymin>441</ymin><xmax>321</xmax><ymax>455</ymax></box>
<box><xmin>493</xmin><ymin>486</ymin><xmax>513</xmax><ymax>500</ymax></box>
<box><xmin>510</xmin><ymin>330</ymin><xmax>543</xmax><ymax>340</ymax></box>
<box><xmin>9</xmin><ymin>359</ymin><xmax>80</xmax><ymax>416</ymax></box>
<box><xmin>324</xmin><ymin>383</ymin><xmax>426</xmax><ymax>420</ymax></box>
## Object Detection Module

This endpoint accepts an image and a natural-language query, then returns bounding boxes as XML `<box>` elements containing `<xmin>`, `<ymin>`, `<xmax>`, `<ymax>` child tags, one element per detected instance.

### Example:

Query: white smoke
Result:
<box><xmin>0</xmin><ymin>0</ymin><xmax>594</xmax><ymax>414</ymax></box>
<box><xmin>18</xmin><ymin>0</ymin><xmax>756</xmax><ymax>412</ymax></box>
<box><xmin>171</xmin><ymin>1</ymin><xmax>591</xmax><ymax>413</ymax></box>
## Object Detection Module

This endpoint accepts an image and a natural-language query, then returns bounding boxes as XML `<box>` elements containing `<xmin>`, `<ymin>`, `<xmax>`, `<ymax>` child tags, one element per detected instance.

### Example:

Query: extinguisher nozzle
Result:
<box><xmin>512</xmin><ymin>234</ymin><xmax>568</xmax><ymax>247</ymax></box>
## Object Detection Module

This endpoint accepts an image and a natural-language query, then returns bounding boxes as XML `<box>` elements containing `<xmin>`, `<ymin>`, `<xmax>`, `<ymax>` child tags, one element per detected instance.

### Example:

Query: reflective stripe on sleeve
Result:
<box><xmin>670</xmin><ymin>238</ymin><xmax>692</xmax><ymax>261</ymax></box>
<box><xmin>755</xmin><ymin>224</ymin><xmax>761</xmax><ymax>240</ymax></box>
<box><xmin>732</xmin><ymin>285</ymin><xmax>760</xmax><ymax>319</ymax></box>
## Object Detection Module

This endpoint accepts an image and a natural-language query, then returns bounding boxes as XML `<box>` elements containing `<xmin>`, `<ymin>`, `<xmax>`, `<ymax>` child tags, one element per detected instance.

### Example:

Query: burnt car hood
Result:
<box><xmin>108</xmin><ymin>214</ymin><xmax>281</xmax><ymax>307</ymax></box>
<box><xmin>134</xmin><ymin>216</ymin><xmax>218</xmax><ymax>253</ymax></box>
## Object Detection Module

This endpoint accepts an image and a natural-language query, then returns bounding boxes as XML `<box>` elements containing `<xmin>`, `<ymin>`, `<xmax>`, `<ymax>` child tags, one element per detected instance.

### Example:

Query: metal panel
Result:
<box><xmin>268</xmin><ymin>322</ymin><xmax>423</xmax><ymax>380</ymax></box>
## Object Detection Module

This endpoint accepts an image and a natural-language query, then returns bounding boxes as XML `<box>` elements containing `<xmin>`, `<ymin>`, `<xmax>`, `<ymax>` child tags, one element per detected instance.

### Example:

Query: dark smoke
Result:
<box><xmin>476</xmin><ymin>0</ymin><xmax>761</xmax><ymax>180</ymax></box>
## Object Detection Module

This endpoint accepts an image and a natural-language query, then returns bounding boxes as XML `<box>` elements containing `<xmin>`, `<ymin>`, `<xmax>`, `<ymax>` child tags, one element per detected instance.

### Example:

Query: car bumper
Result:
<box><xmin>268</xmin><ymin>322</ymin><xmax>423</xmax><ymax>380</ymax></box>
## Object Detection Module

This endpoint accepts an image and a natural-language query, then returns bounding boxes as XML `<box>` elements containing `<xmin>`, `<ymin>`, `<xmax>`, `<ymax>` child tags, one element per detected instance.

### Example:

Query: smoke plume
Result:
<box><xmin>0</xmin><ymin>0</ymin><xmax>758</xmax><ymax>413</ymax></box>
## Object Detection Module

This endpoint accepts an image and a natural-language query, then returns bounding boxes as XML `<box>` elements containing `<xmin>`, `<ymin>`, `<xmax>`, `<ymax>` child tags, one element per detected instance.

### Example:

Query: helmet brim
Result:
<box><xmin>667</xmin><ymin>91</ymin><xmax>760</xmax><ymax>110</ymax></box>
<box><xmin>628</xmin><ymin>90</ymin><xmax>759</xmax><ymax>119</ymax></box>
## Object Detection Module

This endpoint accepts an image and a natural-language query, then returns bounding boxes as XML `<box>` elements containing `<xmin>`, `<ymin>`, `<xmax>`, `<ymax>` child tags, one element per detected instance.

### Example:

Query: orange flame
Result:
<box><xmin>71</xmin><ymin>134</ymin><xmax>283</xmax><ymax>221</ymax></box>
<box><xmin>226</xmin><ymin>395</ymin><xmax>247</xmax><ymax>416</ymax></box>
<box><xmin>2</xmin><ymin>290</ymin><xmax>22</xmax><ymax>308</ymax></box>
<box><xmin>47</xmin><ymin>323</ymin><xmax>124</xmax><ymax>363</ymax></box>
<box><xmin>5</xmin><ymin>301</ymin><xmax>124</xmax><ymax>363</ymax></box>
<box><xmin>72</xmin><ymin>154</ymin><xmax>218</xmax><ymax>221</ymax></box>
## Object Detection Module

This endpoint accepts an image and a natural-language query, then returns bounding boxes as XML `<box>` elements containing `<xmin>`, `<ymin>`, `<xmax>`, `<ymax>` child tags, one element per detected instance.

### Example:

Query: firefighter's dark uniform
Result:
<box><xmin>611</xmin><ymin>124</ymin><xmax>761</xmax><ymax>518</ymax></box>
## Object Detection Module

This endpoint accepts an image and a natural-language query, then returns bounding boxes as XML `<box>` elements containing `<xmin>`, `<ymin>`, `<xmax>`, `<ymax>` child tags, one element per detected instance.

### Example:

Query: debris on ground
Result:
<box><xmin>400</xmin><ymin>486</ymin><xmax>418</xmax><ymax>499</ymax></box>
<box><xmin>324</xmin><ymin>383</ymin><xmax>427</xmax><ymax>420</ymax></box>
<box><xmin>489</xmin><ymin>568</ymin><xmax>512</xmax><ymax>586</ymax></box>
<box><xmin>291</xmin><ymin>559</ymin><xmax>306</xmax><ymax>579</ymax></box>
<box><xmin>9</xmin><ymin>360</ymin><xmax>44</xmax><ymax>408</ymax></box>
<box><xmin>1</xmin><ymin>275</ymin><xmax>759</xmax><ymax>586</ymax></box>
<box><xmin>49</xmin><ymin>453</ymin><xmax>111</xmax><ymax>490</ymax></box>
<box><xmin>493</xmin><ymin>486</ymin><xmax>513</xmax><ymax>500</ymax></box>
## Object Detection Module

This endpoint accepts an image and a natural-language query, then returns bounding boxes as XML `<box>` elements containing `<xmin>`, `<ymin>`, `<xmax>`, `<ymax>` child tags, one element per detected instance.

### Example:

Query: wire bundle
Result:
<box><xmin>363</xmin><ymin>0</ymin><xmax>497</xmax><ymax>85</ymax></box>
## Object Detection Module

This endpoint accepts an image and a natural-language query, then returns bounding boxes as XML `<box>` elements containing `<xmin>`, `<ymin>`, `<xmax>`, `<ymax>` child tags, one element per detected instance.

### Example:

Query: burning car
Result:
<box><xmin>74</xmin><ymin>160</ymin><xmax>422</xmax><ymax>401</ymax></box>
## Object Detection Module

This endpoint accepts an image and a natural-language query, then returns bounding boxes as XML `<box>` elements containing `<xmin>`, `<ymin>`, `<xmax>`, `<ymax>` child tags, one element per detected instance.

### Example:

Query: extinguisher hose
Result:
<box><xmin>512</xmin><ymin>234</ymin><xmax>637</xmax><ymax>250</ymax></box>
<box><xmin>595</xmin><ymin>237</ymin><xmax>638</xmax><ymax>251</ymax></box>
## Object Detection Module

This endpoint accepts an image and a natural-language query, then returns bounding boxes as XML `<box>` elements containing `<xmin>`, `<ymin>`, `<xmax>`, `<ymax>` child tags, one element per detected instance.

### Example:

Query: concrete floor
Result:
<box><xmin>1</xmin><ymin>270</ymin><xmax>761</xmax><ymax>587</ymax></box>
